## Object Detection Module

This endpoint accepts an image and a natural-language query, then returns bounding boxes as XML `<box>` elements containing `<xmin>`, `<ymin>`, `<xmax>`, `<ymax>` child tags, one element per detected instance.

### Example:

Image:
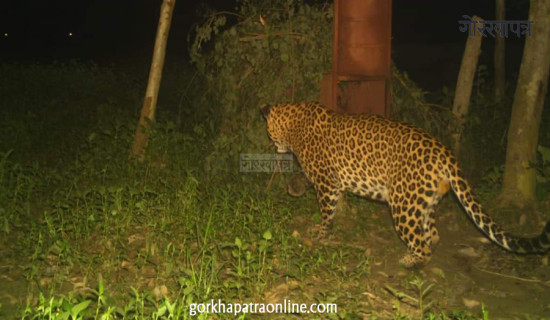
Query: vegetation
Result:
<box><xmin>189</xmin><ymin>0</ymin><xmax>333</xmax><ymax>179</ymax></box>
<box><xmin>1</xmin><ymin>1</ymin><xmax>550</xmax><ymax>319</ymax></box>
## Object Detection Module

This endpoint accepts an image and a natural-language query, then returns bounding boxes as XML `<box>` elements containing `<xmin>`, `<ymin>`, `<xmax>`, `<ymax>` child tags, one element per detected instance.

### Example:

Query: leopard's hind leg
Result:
<box><xmin>390</xmin><ymin>200</ymin><xmax>433</xmax><ymax>268</ymax></box>
<box><xmin>427</xmin><ymin>178</ymin><xmax>450</xmax><ymax>248</ymax></box>
<box><xmin>390</xmin><ymin>177</ymin><xmax>449</xmax><ymax>267</ymax></box>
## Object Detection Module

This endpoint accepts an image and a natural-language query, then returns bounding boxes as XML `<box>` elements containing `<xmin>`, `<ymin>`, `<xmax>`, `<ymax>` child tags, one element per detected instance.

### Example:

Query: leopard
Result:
<box><xmin>261</xmin><ymin>101</ymin><xmax>550</xmax><ymax>268</ymax></box>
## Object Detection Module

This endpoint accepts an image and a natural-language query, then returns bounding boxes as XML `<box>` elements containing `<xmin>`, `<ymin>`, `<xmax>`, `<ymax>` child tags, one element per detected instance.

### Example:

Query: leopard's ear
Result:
<box><xmin>260</xmin><ymin>104</ymin><xmax>272</xmax><ymax>118</ymax></box>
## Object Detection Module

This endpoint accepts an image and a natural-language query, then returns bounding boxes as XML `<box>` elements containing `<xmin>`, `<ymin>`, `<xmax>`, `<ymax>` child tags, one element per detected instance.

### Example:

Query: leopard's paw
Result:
<box><xmin>308</xmin><ymin>223</ymin><xmax>328</xmax><ymax>241</ymax></box>
<box><xmin>399</xmin><ymin>253</ymin><xmax>429</xmax><ymax>269</ymax></box>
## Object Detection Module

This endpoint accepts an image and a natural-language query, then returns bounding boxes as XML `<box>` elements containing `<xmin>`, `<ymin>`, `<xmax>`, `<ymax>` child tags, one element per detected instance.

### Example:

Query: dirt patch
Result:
<box><xmin>288</xmin><ymin>196</ymin><xmax>550</xmax><ymax>318</ymax></box>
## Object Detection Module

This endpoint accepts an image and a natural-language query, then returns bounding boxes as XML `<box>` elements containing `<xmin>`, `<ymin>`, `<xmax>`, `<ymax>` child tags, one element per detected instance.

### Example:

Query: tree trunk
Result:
<box><xmin>499</xmin><ymin>0</ymin><xmax>550</xmax><ymax>209</ymax></box>
<box><xmin>130</xmin><ymin>0</ymin><xmax>176</xmax><ymax>161</ymax></box>
<box><xmin>494</xmin><ymin>0</ymin><xmax>506</xmax><ymax>102</ymax></box>
<box><xmin>452</xmin><ymin>16</ymin><xmax>484</xmax><ymax>156</ymax></box>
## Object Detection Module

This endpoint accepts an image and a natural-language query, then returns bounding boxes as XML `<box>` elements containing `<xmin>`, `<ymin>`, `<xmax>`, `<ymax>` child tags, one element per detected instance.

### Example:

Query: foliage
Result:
<box><xmin>189</xmin><ymin>0</ymin><xmax>333</xmax><ymax>177</ymax></box>
<box><xmin>0</xmin><ymin>61</ymin><xmax>295</xmax><ymax>319</ymax></box>
<box><xmin>424</xmin><ymin>64</ymin><xmax>516</xmax><ymax>179</ymax></box>
<box><xmin>534</xmin><ymin>145</ymin><xmax>550</xmax><ymax>199</ymax></box>
<box><xmin>461</xmin><ymin>65</ymin><xmax>512</xmax><ymax>171</ymax></box>
<box><xmin>390</xmin><ymin>67</ymin><xmax>453</xmax><ymax>146</ymax></box>
<box><xmin>481</xmin><ymin>165</ymin><xmax>505</xmax><ymax>187</ymax></box>
<box><xmin>0</xmin><ymin>61</ymin><xmax>142</xmax><ymax>165</ymax></box>
<box><xmin>385</xmin><ymin>276</ymin><xmax>435</xmax><ymax>318</ymax></box>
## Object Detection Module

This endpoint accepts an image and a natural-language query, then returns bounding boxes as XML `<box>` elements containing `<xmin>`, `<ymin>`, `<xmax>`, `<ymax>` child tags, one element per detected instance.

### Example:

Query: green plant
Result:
<box><xmin>485</xmin><ymin>145</ymin><xmax>550</xmax><ymax>199</ymax></box>
<box><xmin>257</xmin><ymin>230</ymin><xmax>274</xmax><ymax>289</ymax></box>
<box><xmin>385</xmin><ymin>276</ymin><xmax>435</xmax><ymax>318</ymax></box>
<box><xmin>481</xmin><ymin>165</ymin><xmax>505</xmax><ymax>187</ymax></box>
<box><xmin>190</xmin><ymin>0</ymin><xmax>333</xmax><ymax>178</ymax></box>
<box><xmin>390</xmin><ymin>67</ymin><xmax>453</xmax><ymax>146</ymax></box>
<box><xmin>481</xmin><ymin>304</ymin><xmax>490</xmax><ymax>320</ymax></box>
<box><xmin>22</xmin><ymin>293</ymin><xmax>91</xmax><ymax>320</ymax></box>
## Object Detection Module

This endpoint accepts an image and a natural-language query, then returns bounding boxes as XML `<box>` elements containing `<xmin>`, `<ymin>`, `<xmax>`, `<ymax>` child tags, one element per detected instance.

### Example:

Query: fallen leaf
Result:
<box><xmin>362</xmin><ymin>291</ymin><xmax>378</xmax><ymax>299</ymax></box>
<box><xmin>288</xmin><ymin>280</ymin><xmax>299</xmax><ymax>289</ymax></box>
<box><xmin>463</xmin><ymin>298</ymin><xmax>480</xmax><ymax>309</ymax></box>
<box><xmin>377</xmin><ymin>271</ymin><xmax>389</xmax><ymax>278</ymax></box>
<box><xmin>121</xmin><ymin>260</ymin><xmax>132</xmax><ymax>268</ymax></box>
<box><xmin>153</xmin><ymin>285</ymin><xmax>169</xmax><ymax>298</ymax></box>
<box><xmin>459</xmin><ymin>247</ymin><xmax>480</xmax><ymax>258</ymax></box>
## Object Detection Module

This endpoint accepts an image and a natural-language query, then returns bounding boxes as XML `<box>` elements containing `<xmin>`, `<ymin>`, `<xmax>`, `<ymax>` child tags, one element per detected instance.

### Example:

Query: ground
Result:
<box><xmin>1</xmin><ymin>169</ymin><xmax>549</xmax><ymax>319</ymax></box>
<box><xmin>282</xmin><ymin>188</ymin><xmax>550</xmax><ymax>319</ymax></box>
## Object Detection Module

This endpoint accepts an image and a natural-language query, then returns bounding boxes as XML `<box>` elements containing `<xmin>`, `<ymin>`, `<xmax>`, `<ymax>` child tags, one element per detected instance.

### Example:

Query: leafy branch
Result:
<box><xmin>188</xmin><ymin>0</ymin><xmax>333</xmax><ymax>177</ymax></box>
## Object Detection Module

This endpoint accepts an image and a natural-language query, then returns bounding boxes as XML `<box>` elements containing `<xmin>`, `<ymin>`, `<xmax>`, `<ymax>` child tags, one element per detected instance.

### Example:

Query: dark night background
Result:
<box><xmin>0</xmin><ymin>0</ymin><xmax>530</xmax><ymax>91</ymax></box>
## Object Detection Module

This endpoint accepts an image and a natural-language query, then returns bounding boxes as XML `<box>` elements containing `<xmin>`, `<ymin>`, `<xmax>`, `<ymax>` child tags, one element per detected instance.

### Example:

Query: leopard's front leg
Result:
<box><xmin>310</xmin><ymin>184</ymin><xmax>342</xmax><ymax>239</ymax></box>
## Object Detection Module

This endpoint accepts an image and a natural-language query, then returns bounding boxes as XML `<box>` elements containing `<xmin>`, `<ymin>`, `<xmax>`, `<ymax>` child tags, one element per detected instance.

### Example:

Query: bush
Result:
<box><xmin>190</xmin><ymin>0</ymin><xmax>333</xmax><ymax>177</ymax></box>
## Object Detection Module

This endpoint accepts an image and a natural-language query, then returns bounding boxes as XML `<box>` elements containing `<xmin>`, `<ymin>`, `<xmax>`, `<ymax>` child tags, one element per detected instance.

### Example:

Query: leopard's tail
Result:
<box><xmin>445</xmin><ymin>161</ymin><xmax>550</xmax><ymax>254</ymax></box>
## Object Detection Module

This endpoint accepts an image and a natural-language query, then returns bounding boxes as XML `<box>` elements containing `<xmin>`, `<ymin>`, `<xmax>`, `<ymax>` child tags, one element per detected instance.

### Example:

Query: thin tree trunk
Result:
<box><xmin>452</xmin><ymin>16</ymin><xmax>484</xmax><ymax>156</ymax></box>
<box><xmin>494</xmin><ymin>0</ymin><xmax>506</xmax><ymax>102</ymax></box>
<box><xmin>499</xmin><ymin>0</ymin><xmax>550</xmax><ymax>209</ymax></box>
<box><xmin>130</xmin><ymin>0</ymin><xmax>176</xmax><ymax>161</ymax></box>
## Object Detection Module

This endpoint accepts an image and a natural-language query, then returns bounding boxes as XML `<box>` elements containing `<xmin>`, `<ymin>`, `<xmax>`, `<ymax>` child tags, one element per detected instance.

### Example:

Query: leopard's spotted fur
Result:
<box><xmin>262</xmin><ymin>102</ymin><xmax>550</xmax><ymax>267</ymax></box>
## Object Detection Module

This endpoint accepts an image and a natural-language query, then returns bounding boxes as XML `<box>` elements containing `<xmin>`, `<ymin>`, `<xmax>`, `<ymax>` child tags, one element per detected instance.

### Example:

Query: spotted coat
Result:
<box><xmin>262</xmin><ymin>102</ymin><xmax>550</xmax><ymax>267</ymax></box>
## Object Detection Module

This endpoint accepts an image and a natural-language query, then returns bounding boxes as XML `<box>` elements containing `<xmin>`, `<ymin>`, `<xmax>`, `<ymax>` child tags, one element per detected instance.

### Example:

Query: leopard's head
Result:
<box><xmin>260</xmin><ymin>103</ymin><xmax>295</xmax><ymax>153</ymax></box>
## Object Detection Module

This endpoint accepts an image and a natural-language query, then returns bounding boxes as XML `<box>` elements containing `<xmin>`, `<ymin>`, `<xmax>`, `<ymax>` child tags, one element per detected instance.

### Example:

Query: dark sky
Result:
<box><xmin>1</xmin><ymin>0</ymin><xmax>529</xmax><ymax>55</ymax></box>
<box><xmin>0</xmin><ymin>0</ymin><xmax>529</xmax><ymax>54</ymax></box>
<box><xmin>393</xmin><ymin>0</ymin><xmax>529</xmax><ymax>42</ymax></box>
<box><xmin>0</xmin><ymin>0</ymin><xmax>531</xmax><ymax>88</ymax></box>
<box><xmin>0</xmin><ymin>0</ymin><xmax>204</xmax><ymax>60</ymax></box>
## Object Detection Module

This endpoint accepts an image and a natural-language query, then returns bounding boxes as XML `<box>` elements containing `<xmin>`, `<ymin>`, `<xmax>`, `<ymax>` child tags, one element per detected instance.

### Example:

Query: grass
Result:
<box><xmin>0</xmin><ymin>61</ymin><xmax>545</xmax><ymax>319</ymax></box>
